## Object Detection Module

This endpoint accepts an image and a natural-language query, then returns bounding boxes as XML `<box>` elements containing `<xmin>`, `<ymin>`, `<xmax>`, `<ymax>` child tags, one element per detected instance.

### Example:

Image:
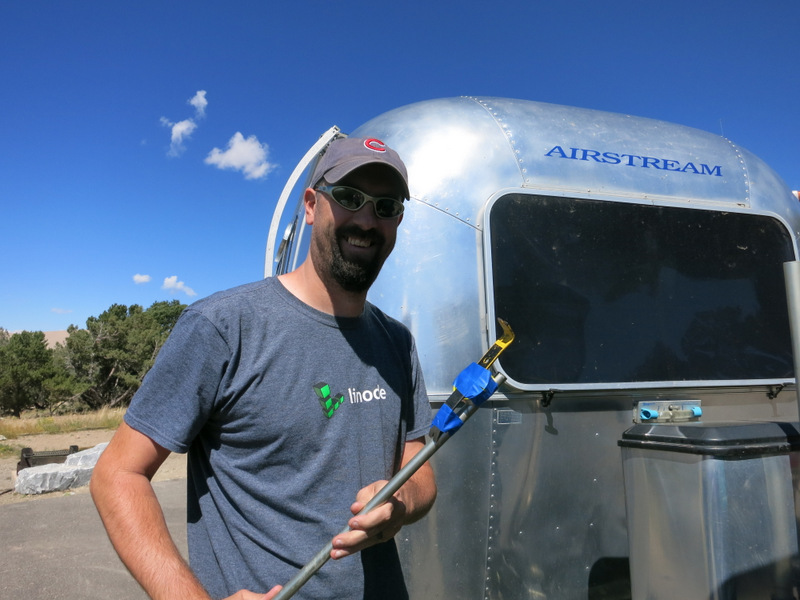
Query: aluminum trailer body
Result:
<box><xmin>266</xmin><ymin>97</ymin><xmax>800</xmax><ymax>599</ymax></box>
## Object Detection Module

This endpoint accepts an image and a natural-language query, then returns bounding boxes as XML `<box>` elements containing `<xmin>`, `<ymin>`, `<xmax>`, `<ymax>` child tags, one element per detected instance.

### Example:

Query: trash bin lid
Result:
<box><xmin>618</xmin><ymin>421</ymin><xmax>800</xmax><ymax>457</ymax></box>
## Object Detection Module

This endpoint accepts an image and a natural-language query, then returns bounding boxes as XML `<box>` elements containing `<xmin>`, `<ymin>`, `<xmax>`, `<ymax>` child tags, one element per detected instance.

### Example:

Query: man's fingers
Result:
<box><xmin>263</xmin><ymin>585</ymin><xmax>283</xmax><ymax>599</ymax></box>
<box><xmin>331</xmin><ymin>481</ymin><xmax>410</xmax><ymax>559</ymax></box>
<box><xmin>331</xmin><ymin>516</ymin><xmax>403</xmax><ymax>559</ymax></box>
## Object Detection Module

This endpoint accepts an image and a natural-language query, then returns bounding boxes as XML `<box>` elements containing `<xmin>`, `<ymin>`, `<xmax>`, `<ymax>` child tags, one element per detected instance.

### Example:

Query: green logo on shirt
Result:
<box><xmin>313</xmin><ymin>382</ymin><xmax>344</xmax><ymax>418</ymax></box>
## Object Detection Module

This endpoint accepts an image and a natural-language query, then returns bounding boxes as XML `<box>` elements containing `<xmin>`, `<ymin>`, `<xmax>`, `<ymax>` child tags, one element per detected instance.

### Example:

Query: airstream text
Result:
<box><xmin>545</xmin><ymin>145</ymin><xmax>723</xmax><ymax>176</ymax></box>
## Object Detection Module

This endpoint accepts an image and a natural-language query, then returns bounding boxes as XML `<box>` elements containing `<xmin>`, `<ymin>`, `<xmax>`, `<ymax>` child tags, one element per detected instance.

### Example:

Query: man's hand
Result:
<box><xmin>329</xmin><ymin>437</ymin><xmax>436</xmax><ymax>560</ymax></box>
<box><xmin>330</xmin><ymin>480</ymin><xmax>406</xmax><ymax>558</ymax></box>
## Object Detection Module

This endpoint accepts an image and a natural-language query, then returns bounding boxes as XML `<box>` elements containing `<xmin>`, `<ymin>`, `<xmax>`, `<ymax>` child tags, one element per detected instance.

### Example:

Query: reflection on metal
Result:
<box><xmin>266</xmin><ymin>97</ymin><xmax>800</xmax><ymax>599</ymax></box>
<box><xmin>620</xmin><ymin>422</ymin><xmax>800</xmax><ymax>599</ymax></box>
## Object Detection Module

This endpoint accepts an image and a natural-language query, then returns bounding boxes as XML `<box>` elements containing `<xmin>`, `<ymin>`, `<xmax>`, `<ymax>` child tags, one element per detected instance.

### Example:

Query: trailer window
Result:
<box><xmin>489</xmin><ymin>194</ymin><xmax>795</xmax><ymax>386</ymax></box>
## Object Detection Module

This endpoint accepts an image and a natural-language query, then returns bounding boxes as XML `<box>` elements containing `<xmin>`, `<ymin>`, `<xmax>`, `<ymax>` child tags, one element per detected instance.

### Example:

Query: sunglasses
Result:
<box><xmin>315</xmin><ymin>185</ymin><xmax>405</xmax><ymax>219</ymax></box>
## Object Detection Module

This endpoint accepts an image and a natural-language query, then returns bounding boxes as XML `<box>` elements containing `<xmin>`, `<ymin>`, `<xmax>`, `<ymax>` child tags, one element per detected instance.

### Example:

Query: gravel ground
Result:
<box><xmin>0</xmin><ymin>428</ymin><xmax>187</xmax><ymax>505</ymax></box>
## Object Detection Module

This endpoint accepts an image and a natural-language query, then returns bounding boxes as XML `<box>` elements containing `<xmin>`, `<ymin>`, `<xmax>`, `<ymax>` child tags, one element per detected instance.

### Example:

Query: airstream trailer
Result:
<box><xmin>266</xmin><ymin>97</ymin><xmax>800</xmax><ymax>599</ymax></box>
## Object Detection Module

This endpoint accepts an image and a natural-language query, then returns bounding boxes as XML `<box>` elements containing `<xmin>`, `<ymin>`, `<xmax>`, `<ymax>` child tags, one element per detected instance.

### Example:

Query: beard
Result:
<box><xmin>312</xmin><ymin>223</ymin><xmax>393</xmax><ymax>293</ymax></box>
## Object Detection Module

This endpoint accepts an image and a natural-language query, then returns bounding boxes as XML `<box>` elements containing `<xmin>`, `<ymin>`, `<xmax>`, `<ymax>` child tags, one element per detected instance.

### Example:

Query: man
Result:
<box><xmin>91</xmin><ymin>136</ymin><xmax>437</xmax><ymax>600</ymax></box>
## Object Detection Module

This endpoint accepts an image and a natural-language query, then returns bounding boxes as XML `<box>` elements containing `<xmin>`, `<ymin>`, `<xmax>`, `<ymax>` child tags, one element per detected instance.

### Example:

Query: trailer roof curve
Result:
<box><xmin>351</xmin><ymin>96</ymin><xmax>798</xmax><ymax>231</ymax></box>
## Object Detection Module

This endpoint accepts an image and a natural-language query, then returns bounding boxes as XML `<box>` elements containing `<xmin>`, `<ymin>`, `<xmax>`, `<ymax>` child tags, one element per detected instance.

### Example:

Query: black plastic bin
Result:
<box><xmin>16</xmin><ymin>445</ymin><xmax>79</xmax><ymax>474</ymax></box>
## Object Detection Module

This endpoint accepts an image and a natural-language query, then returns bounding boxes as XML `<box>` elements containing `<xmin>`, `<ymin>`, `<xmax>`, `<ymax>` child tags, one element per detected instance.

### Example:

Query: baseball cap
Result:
<box><xmin>310</xmin><ymin>137</ymin><xmax>409</xmax><ymax>199</ymax></box>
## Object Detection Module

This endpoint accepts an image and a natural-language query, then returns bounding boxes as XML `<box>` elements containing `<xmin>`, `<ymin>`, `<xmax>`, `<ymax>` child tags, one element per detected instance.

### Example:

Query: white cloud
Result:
<box><xmin>160</xmin><ymin>91</ymin><xmax>208</xmax><ymax>157</ymax></box>
<box><xmin>133</xmin><ymin>274</ymin><xmax>152</xmax><ymax>284</ymax></box>
<box><xmin>161</xmin><ymin>117</ymin><xmax>198</xmax><ymax>157</ymax></box>
<box><xmin>205</xmin><ymin>132</ymin><xmax>274</xmax><ymax>180</ymax></box>
<box><xmin>189</xmin><ymin>90</ymin><xmax>207</xmax><ymax>118</ymax></box>
<box><xmin>51</xmin><ymin>308</ymin><xmax>73</xmax><ymax>315</ymax></box>
<box><xmin>162</xmin><ymin>275</ymin><xmax>197</xmax><ymax>297</ymax></box>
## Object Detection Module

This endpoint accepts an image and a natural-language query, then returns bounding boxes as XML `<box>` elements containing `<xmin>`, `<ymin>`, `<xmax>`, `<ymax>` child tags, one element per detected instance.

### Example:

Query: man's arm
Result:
<box><xmin>92</xmin><ymin>423</ymin><xmax>283</xmax><ymax>600</ymax></box>
<box><xmin>330</xmin><ymin>436</ymin><xmax>437</xmax><ymax>559</ymax></box>
<box><xmin>91</xmin><ymin>422</ymin><xmax>213</xmax><ymax>599</ymax></box>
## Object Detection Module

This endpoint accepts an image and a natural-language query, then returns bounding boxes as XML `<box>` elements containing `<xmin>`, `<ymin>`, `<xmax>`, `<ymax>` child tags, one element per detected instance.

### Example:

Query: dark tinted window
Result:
<box><xmin>489</xmin><ymin>194</ymin><xmax>794</xmax><ymax>385</ymax></box>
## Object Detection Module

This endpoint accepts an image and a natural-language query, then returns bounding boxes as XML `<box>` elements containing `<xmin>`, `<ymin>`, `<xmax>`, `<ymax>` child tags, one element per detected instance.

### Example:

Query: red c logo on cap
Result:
<box><xmin>364</xmin><ymin>138</ymin><xmax>386</xmax><ymax>153</ymax></box>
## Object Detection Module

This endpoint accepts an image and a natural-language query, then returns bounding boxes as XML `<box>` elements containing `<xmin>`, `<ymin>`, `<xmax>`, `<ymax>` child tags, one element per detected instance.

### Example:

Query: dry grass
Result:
<box><xmin>0</xmin><ymin>407</ymin><xmax>125</xmax><ymax>440</ymax></box>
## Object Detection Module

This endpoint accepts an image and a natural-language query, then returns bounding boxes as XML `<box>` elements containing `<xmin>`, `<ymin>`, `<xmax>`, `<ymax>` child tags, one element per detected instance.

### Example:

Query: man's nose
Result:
<box><xmin>350</xmin><ymin>200</ymin><xmax>381</xmax><ymax>225</ymax></box>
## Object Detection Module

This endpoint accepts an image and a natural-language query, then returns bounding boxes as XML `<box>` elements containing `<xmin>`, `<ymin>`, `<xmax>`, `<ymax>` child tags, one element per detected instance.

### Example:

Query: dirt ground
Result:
<box><xmin>0</xmin><ymin>427</ymin><xmax>187</xmax><ymax>506</ymax></box>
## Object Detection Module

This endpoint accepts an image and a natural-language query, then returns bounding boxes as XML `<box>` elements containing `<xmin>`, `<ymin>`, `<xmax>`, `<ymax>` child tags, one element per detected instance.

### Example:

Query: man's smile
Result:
<box><xmin>346</xmin><ymin>235</ymin><xmax>374</xmax><ymax>249</ymax></box>
<box><xmin>338</xmin><ymin>226</ymin><xmax>385</xmax><ymax>256</ymax></box>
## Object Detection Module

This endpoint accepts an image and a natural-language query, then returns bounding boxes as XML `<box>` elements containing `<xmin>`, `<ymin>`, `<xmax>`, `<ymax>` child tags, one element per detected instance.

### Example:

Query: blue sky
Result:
<box><xmin>2</xmin><ymin>1</ymin><xmax>798</xmax><ymax>333</ymax></box>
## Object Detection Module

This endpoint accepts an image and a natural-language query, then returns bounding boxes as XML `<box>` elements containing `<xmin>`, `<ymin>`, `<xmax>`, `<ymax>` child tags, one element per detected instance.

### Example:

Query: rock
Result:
<box><xmin>14</xmin><ymin>442</ymin><xmax>108</xmax><ymax>495</ymax></box>
<box><xmin>65</xmin><ymin>442</ymin><xmax>108</xmax><ymax>468</ymax></box>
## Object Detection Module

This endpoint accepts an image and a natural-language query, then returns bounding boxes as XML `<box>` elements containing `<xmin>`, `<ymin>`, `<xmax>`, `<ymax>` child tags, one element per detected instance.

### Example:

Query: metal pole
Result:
<box><xmin>271</xmin><ymin>320</ymin><xmax>514</xmax><ymax>599</ymax></box>
<box><xmin>270</xmin><ymin>437</ymin><xmax>443</xmax><ymax>600</ymax></box>
<box><xmin>272</xmin><ymin>374</ymin><xmax>507</xmax><ymax>600</ymax></box>
<box><xmin>782</xmin><ymin>261</ymin><xmax>800</xmax><ymax>420</ymax></box>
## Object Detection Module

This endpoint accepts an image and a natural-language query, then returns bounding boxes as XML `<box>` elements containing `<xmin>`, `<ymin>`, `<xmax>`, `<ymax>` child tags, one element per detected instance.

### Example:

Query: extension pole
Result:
<box><xmin>271</xmin><ymin>374</ymin><xmax>506</xmax><ymax>600</ymax></box>
<box><xmin>272</xmin><ymin>319</ymin><xmax>514</xmax><ymax>600</ymax></box>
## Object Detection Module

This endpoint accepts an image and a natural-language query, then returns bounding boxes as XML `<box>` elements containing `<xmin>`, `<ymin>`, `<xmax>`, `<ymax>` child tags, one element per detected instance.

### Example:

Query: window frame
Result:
<box><xmin>483</xmin><ymin>188</ymin><xmax>799</xmax><ymax>392</ymax></box>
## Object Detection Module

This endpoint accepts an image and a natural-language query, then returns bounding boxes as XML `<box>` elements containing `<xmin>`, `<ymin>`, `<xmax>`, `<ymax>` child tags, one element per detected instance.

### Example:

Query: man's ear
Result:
<box><xmin>303</xmin><ymin>188</ymin><xmax>317</xmax><ymax>225</ymax></box>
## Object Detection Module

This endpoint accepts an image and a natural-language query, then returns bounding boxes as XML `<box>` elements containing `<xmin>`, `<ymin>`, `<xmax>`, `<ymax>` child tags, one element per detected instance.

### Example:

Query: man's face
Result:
<box><xmin>308</xmin><ymin>164</ymin><xmax>404</xmax><ymax>293</ymax></box>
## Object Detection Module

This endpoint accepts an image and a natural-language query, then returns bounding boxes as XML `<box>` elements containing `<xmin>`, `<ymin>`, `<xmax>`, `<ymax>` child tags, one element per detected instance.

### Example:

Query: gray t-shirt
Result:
<box><xmin>125</xmin><ymin>277</ymin><xmax>430</xmax><ymax>599</ymax></box>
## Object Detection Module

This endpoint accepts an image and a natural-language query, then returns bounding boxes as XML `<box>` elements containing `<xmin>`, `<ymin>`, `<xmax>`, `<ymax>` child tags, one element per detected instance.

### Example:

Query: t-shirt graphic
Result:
<box><xmin>313</xmin><ymin>382</ymin><xmax>344</xmax><ymax>418</ymax></box>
